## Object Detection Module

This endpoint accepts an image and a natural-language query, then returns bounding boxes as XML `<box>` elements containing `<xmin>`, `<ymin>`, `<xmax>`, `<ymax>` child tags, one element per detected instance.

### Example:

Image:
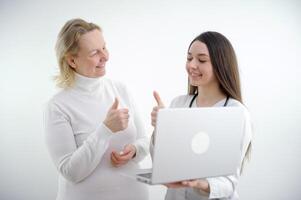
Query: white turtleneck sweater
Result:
<box><xmin>44</xmin><ymin>73</ymin><xmax>149</xmax><ymax>200</ymax></box>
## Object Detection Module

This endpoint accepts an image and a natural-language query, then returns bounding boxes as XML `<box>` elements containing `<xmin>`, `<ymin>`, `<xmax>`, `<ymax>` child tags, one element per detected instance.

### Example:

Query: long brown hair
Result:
<box><xmin>187</xmin><ymin>31</ymin><xmax>251</xmax><ymax>174</ymax></box>
<box><xmin>188</xmin><ymin>31</ymin><xmax>242</xmax><ymax>103</ymax></box>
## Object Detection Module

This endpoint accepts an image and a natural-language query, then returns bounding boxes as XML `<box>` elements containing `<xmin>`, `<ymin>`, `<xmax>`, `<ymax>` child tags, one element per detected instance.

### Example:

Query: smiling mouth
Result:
<box><xmin>190</xmin><ymin>72</ymin><xmax>202</xmax><ymax>77</ymax></box>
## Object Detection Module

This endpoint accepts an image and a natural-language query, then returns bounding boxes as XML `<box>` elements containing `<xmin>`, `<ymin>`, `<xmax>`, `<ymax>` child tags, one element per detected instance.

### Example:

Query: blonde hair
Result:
<box><xmin>54</xmin><ymin>18</ymin><xmax>101</xmax><ymax>88</ymax></box>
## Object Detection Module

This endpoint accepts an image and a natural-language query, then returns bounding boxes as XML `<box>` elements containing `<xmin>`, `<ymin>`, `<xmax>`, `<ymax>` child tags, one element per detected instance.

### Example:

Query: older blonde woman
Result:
<box><xmin>44</xmin><ymin>18</ymin><xmax>149</xmax><ymax>200</ymax></box>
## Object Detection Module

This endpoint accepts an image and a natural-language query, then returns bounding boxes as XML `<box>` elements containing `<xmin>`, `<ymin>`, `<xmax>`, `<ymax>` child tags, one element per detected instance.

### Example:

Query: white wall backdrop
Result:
<box><xmin>0</xmin><ymin>0</ymin><xmax>300</xmax><ymax>199</ymax></box>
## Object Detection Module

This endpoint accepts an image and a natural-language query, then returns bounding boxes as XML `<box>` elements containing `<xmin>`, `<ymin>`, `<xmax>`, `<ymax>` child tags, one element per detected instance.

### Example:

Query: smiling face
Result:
<box><xmin>67</xmin><ymin>29</ymin><xmax>109</xmax><ymax>78</ymax></box>
<box><xmin>186</xmin><ymin>40</ymin><xmax>218</xmax><ymax>88</ymax></box>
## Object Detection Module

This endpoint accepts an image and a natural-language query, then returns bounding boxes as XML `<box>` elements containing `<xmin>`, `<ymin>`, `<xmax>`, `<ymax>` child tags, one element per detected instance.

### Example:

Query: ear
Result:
<box><xmin>66</xmin><ymin>54</ymin><xmax>77</xmax><ymax>69</ymax></box>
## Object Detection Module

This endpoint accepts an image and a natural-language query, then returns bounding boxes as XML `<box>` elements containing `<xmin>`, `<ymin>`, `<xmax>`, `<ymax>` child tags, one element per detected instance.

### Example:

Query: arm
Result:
<box><xmin>163</xmin><ymin>175</ymin><xmax>236</xmax><ymax>198</ymax></box>
<box><xmin>44</xmin><ymin>101</ymin><xmax>112</xmax><ymax>183</ymax></box>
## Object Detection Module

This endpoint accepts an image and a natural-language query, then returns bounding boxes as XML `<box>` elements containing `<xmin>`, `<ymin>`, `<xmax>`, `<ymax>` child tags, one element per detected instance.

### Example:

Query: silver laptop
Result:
<box><xmin>136</xmin><ymin>107</ymin><xmax>245</xmax><ymax>185</ymax></box>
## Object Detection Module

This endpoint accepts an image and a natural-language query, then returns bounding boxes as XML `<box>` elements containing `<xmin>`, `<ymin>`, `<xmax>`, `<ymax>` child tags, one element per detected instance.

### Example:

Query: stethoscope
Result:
<box><xmin>189</xmin><ymin>93</ymin><xmax>229</xmax><ymax>108</ymax></box>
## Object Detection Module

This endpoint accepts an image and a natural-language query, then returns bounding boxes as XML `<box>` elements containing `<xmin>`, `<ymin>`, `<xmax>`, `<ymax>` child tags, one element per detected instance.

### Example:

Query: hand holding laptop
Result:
<box><xmin>164</xmin><ymin>179</ymin><xmax>210</xmax><ymax>193</ymax></box>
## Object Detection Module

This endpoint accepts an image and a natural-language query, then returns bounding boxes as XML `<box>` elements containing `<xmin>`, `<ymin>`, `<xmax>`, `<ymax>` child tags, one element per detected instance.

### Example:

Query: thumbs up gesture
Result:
<box><xmin>104</xmin><ymin>98</ymin><xmax>129</xmax><ymax>133</ymax></box>
<box><xmin>151</xmin><ymin>91</ymin><xmax>165</xmax><ymax>127</ymax></box>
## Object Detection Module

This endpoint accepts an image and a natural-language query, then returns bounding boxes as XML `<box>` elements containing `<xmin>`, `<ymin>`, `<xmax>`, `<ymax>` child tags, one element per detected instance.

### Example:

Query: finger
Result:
<box><xmin>182</xmin><ymin>181</ymin><xmax>188</xmax><ymax>185</ymax></box>
<box><xmin>116</xmin><ymin>112</ymin><xmax>129</xmax><ymax>120</ymax></box>
<box><xmin>151</xmin><ymin>113</ymin><xmax>158</xmax><ymax>119</ymax></box>
<box><xmin>122</xmin><ymin>144</ymin><xmax>135</xmax><ymax>155</ymax></box>
<box><xmin>112</xmin><ymin>151</ymin><xmax>128</xmax><ymax>161</ymax></box>
<box><xmin>121</xmin><ymin>119</ymin><xmax>129</xmax><ymax>129</ymax></box>
<box><xmin>120</xmin><ymin>112</ymin><xmax>130</xmax><ymax>119</ymax></box>
<box><xmin>123</xmin><ymin>114</ymin><xmax>130</xmax><ymax>119</ymax></box>
<box><xmin>110</xmin><ymin>98</ymin><xmax>119</xmax><ymax>110</ymax></box>
<box><xmin>112</xmin><ymin>151</ymin><xmax>122</xmax><ymax>160</ymax></box>
<box><xmin>184</xmin><ymin>180</ymin><xmax>199</xmax><ymax>188</ymax></box>
<box><xmin>152</xmin><ymin>106</ymin><xmax>159</xmax><ymax>112</ymax></box>
<box><xmin>119</xmin><ymin>108</ymin><xmax>129</xmax><ymax>113</ymax></box>
<box><xmin>116</xmin><ymin>152</ymin><xmax>133</xmax><ymax>161</ymax></box>
<box><xmin>151</xmin><ymin>116</ymin><xmax>157</xmax><ymax>124</ymax></box>
<box><xmin>151</xmin><ymin>107</ymin><xmax>159</xmax><ymax>115</ymax></box>
<box><xmin>153</xmin><ymin>91</ymin><xmax>164</xmax><ymax>107</ymax></box>
<box><xmin>111</xmin><ymin>152</ymin><xmax>120</xmax><ymax>166</ymax></box>
<box><xmin>111</xmin><ymin>151</ymin><xmax>127</xmax><ymax>165</ymax></box>
<box><xmin>122</xmin><ymin>146</ymin><xmax>132</xmax><ymax>155</ymax></box>
<box><xmin>164</xmin><ymin>182</ymin><xmax>184</xmax><ymax>188</ymax></box>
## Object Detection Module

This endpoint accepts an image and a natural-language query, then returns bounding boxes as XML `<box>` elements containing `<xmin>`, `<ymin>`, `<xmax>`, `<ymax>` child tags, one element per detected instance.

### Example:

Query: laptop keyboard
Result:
<box><xmin>137</xmin><ymin>173</ymin><xmax>152</xmax><ymax>179</ymax></box>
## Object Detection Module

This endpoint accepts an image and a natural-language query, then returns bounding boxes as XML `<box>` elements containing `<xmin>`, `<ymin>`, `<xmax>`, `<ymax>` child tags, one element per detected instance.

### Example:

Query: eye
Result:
<box><xmin>187</xmin><ymin>57</ymin><xmax>193</xmax><ymax>61</ymax></box>
<box><xmin>102</xmin><ymin>46</ymin><xmax>106</xmax><ymax>51</ymax></box>
<box><xmin>199</xmin><ymin>59</ymin><xmax>206</xmax><ymax>63</ymax></box>
<box><xmin>89</xmin><ymin>50</ymin><xmax>98</xmax><ymax>56</ymax></box>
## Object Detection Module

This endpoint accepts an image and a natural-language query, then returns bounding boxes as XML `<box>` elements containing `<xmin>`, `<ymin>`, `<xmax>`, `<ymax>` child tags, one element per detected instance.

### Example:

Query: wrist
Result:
<box><xmin>131</xmin><ymin>145</ymin><xmax>137</xmax><ymax>158</ymax></box>
<box><xmin>103</xmin><ymin>122</ymin><xmax>115</xmax><ymax>133</ymax></box>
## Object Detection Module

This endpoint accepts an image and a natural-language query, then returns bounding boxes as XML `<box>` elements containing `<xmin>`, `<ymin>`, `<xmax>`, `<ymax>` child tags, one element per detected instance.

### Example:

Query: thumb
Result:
<box><xmin>122</xmin><ymin>144</ymin><xmax>135</xmax><ymax>155</ymax></box>
<box><xmin>153</xmin><ymin>91</ymin><xmax>164</xmax><ymax>107</ymax></box>
<box><xmin>110</xmin><ymin>98</ymin><xmax>119</xmax><ymax>110</ymax></box>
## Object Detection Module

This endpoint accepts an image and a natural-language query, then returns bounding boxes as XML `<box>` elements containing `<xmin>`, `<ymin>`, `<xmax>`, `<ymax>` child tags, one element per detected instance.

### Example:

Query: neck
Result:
<box><xmin>196</xmin><ymin>83</ymin><xmax>226</xmax><ymax>107</ymax></box>
<box><xmin>73</xmin><ymin>72</ymin><xmax>103</xmax><ymax>94</ymax></box>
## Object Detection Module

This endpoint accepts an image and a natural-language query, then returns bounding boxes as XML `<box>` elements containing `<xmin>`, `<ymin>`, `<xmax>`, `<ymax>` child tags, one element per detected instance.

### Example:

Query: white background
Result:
<box><xmin>0</xmin><ymin>0</ymin><xmax>300</xmax><ymax>199</ymax></box>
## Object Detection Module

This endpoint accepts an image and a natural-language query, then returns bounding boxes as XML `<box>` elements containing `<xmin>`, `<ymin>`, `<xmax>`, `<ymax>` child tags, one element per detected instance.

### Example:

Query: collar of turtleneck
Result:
<box><xmin>73</xmin><ymin>72</ymin><xmax>104</xmax><ymax>94</ymax></box>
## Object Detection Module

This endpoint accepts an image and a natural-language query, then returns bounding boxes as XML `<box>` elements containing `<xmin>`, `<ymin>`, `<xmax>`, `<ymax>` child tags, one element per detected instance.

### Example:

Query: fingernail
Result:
<box><xmin>119</xmin><ymin>151</ymin><xmax>124</xmax><ymax>155</ymax></box>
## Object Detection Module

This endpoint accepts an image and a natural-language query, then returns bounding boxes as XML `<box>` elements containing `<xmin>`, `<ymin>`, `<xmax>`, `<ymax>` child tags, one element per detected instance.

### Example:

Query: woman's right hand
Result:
<box><xmin>104</xmin><ymin>98</ymin><xmax>129</xmax><ymax>133</ymax></box>
<box><xmin>151</xmin><ymin>91</ymin><xmax>165</xmax><ymax>127</ymax></box>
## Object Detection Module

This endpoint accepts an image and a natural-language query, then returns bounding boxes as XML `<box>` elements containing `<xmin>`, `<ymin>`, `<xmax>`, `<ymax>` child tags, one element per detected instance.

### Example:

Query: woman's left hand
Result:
<box><xmin>111</xmin><ymin>144</ymin><xmax>136</xmax><ymax>167</ymax></box>
<box><xmin>181</xmin><ymin>179</ymin><xmax>210</xmax><ymax>192</ymax></box>
<box><xmin>165</xmin><ymin>179</ymin><xmax>210</xmax><ymax>193</ymax></box>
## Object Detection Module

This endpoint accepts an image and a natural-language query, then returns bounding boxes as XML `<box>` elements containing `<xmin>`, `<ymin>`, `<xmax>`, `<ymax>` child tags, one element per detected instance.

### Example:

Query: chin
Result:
<box><xmin>94</xmin><ymin>70</ymin><xmax>106</xmax><ymax>78</ymax></box>
<box><xmin>189</xmin><ymin>78</ymin><xmax>200</xmax><ymax>86</ymax></box>
<box><xmin>96</xmin><ymin>73</ymin><xmax>105</xmax><ymax>78</ymax></box>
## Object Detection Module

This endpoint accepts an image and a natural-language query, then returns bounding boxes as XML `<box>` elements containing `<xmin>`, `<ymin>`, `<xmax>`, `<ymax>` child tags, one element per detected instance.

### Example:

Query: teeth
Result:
<box><xmin>190</xmin><ymin>72</ymin><xmax>203</xmax><ymax>78</ymax></box>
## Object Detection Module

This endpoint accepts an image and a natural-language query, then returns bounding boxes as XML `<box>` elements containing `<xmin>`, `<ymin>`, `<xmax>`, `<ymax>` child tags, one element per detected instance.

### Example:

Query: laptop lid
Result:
<box><xmin>150</xmin><ymin>107</ymin><xmax>245</xmax><ymax>184</ymax></box>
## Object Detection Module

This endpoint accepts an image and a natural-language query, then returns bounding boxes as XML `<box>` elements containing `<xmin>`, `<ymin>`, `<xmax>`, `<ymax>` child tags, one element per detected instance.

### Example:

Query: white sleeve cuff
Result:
<box><xmin>131</xmin><ymin>138</ymin><xmax>149</xmax><ymax>163</ymax></box>
<box><xmin>207</xmin><ymin>178</ymin><xmax>220</xmax><ymax>199</ymax></box>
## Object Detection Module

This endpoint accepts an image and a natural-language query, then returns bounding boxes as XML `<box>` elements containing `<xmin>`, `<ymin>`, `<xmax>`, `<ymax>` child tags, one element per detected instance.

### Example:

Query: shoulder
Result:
<box><xmin>45</xmin><ymin>88</ymin><xmax>76</xmax><ymax>114</ymax></box>
<box><xmin>48</xmin><ymin>88</ymin><xmax>73</xmax><ymax>104</ymax></box>
<box><xmin>227</xmin><ymin>98</ymin><xmax>252</xmax><ymax>123</ymax></box>
<box><xmin>227</xmin><ymin>98</ymin><xmax>244</xmax><ymax>107</ymax></box>
<box><xmin>227</xmin><ymin>98</ymin><xmax>249</xmax><ymax>112</ymax></box>
<box><xmin>170</xmin><ymin>94</ymin><xmax>194</xmax><ymax>108</ymax></box>
<box><xmin>45</xmin><ymin>90</ymin><xmax>66</xmax><ymax>112</ymax></box>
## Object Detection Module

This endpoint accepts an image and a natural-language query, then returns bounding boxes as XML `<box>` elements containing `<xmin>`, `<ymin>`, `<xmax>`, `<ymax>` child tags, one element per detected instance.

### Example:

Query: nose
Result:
<box><xmin>99</xmin><ymin>49</ymin><xmax>109</xmax><ymax>61</ymax></box>
<box><xmin>187</xmin><ymin>58</ymin><xmax>197</xmax><ymax>70</ymax></box>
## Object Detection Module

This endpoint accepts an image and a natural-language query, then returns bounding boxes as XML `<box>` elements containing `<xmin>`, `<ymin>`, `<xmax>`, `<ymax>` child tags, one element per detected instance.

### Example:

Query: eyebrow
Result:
<box><xmin>88</xmin><ymin>43</ymin><xmax>106</xmax><ymax>53</ymax></box>
<box><xmin>187</xmin><ymin>52</ymin><xmax>209</xmax><ymax>57</ymax></box>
